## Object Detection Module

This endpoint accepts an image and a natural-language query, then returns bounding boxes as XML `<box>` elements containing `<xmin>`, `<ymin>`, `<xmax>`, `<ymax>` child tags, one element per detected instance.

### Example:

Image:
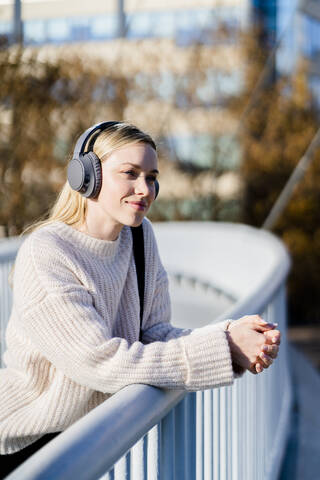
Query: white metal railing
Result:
<box><xmin>0</xmin><ymin>236</ymin><xmax>23</xmax><ymax>365</ymax></box>
<box><xmin>1</xmin><ymin>222</ymin><xmax>292</xmax><ymax>480</ymax></box>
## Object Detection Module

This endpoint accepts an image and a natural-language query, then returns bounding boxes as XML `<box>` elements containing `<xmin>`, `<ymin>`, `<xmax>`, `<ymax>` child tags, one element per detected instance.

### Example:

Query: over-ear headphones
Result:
<box><xmin>67</xmin><ymin>121</ymin><xmax>159</xmax><ymax>199</ymax></box>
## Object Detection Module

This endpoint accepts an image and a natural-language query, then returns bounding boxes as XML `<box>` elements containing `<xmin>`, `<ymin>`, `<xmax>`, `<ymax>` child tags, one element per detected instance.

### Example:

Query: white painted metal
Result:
<box><xmin>0</xmin><ymin>236</ymin><xmax>24</xmax><ymax>368</ymax></box>
<box><xmin>1</xmin><ymin>222</ymin><xmax>292</xmax><ymax>480</ymax></box>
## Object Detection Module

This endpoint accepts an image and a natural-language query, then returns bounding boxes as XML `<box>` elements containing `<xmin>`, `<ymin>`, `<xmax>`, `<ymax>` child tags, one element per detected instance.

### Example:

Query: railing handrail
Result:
<box><xmin>153</xmin><ymin>221</ymin><xmax>291</xmax><ymax>301</ymax></box>
<box><xmin>215</xmin><ymin>228</ymin><xmax>291</xmax><ymax>321</ymax></box>
<box><xmin>7</xmin><ymin>386</ymin><xmax>185</xmax><ymax>480</ymax></box>
<box><xmin>1</xmin><ymin>223</ymin><xmax>291</xmax><ymax>480</ymax></box>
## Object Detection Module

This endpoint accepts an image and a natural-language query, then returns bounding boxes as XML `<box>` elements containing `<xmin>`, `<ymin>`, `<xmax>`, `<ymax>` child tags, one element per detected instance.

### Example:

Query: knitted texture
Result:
<box><xmin>0</xmin><ymin>218</ymin><xmax>234</xmax><ymax>454</ymax></box>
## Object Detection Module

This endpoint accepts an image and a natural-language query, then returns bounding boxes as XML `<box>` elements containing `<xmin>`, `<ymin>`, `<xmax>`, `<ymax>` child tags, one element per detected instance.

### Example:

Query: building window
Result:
<box><xmin>91</xmin><ymin>15</ymin><xmax>117</xmax><ymax>40</ymax></box>
<box><xmin>168</xmin><ymin>134</ymin><xmax>240</xmax><ymax>170</ymax></box>
<box><xmin>197</xmin><ymin>70</ymin><xmax>244</xmax><ymax>105</ymax></box>
<box><xmin>152</xmin><ymin>12</ymin><xmax>176</xmax><ymax>37</ymax></box>
<box><xmin>69</xmin><ymin>17</ymin><xmax>91</xmax><ymax>42</ymax></box>
<box><xmin>303</xmin><ymin>15</ymin><xmax>320</xmax><ymax>58</ymax></box>
<box><xmin>127</xmin><ymin>12</ymin><xmax>152</xmax><ymax>38</ymax></box>
<box><xmin>0</xmin><ymin>21</ymin><xmax>11</xmax><ymax>35</ymax></box>
<box><xmin>24</xmin><ymin>20</ymin><xmax>46</xmax><ymax>44</ymax></box>
<box><xmin>47</xmin><ymin>18</ymin><xmax>69</xmax><ymax>43</ymax></box>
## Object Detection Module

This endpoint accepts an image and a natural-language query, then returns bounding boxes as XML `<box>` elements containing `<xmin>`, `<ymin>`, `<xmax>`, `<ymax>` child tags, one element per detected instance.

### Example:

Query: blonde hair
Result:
<box><xmin>23</xmin><ymin>121</ymin><xmax>156</xmax><ymax>235</ymax></box>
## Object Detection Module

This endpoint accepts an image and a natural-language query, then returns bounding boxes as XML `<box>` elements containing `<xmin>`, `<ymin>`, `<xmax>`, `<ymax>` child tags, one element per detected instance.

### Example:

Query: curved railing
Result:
<box><xmin>0</xmin><ymin>236</ymin><xmax>24</xmax><ymax>363</ymax></box>
<box><xmin>1</xmin><ymin>222</ymin><xmax>292</xmax><ymax>480</ymax></box>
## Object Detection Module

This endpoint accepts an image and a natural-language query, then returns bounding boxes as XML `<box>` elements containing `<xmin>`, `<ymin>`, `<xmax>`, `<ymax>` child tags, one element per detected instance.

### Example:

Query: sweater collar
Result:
<box><xmin>52</xmin><ymin>221</ymin><xmax>125</xmax><ymax>258</ymax></box>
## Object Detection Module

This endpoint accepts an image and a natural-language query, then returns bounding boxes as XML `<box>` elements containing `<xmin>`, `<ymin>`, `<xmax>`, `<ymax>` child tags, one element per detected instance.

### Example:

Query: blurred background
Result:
<box><xmin>0</xmin><ymin>0</ymin><xmax>319</xmax><ymax>367</ymax></box>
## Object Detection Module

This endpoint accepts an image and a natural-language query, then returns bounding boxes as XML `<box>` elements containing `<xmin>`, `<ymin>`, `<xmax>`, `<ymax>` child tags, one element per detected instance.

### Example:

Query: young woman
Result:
<box><xmin>0</xmin><ymin>121</ymin><xmax>280</xmax><ymax>477</ymax></box>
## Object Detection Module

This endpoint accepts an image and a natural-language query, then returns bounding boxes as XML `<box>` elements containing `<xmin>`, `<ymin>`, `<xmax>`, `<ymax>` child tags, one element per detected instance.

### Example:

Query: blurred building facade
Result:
<box><xmin>0</xmin><ymin>0</ymin><xmax>249</xmax><ymax>178</ymax></box>
<box><xmin>0</xmin><ymin>1</ymin><xmax>249</xmax><ymax>47</ymax></box>
<box><xmin>253</xmin><ymin>0</ymin><xmax>320</xmax><ymax>111</ymax></box>
<box><xmin>299</xmin><ymin>0</ymin><xmax>320</xmax><ymax>108</ymax></box>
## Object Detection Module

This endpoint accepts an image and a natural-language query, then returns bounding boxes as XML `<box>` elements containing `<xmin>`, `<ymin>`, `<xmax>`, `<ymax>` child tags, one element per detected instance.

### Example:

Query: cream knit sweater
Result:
<box><xmin>0</xmin><ymin>218</ymin><xmax>234</xmax><ymax>454</ymax></box>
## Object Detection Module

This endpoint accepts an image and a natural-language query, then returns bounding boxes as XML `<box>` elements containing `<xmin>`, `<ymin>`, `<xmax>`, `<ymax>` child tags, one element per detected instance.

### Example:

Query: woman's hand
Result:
<box><xmin>255</xmin><ymin>328</ymin><xmax>281</xmax><ymax>373</ymax></box>
<box><xmin>226</xmin><ymin>315</ymin><xmax>281</xmax><ymax>375</ymax></box>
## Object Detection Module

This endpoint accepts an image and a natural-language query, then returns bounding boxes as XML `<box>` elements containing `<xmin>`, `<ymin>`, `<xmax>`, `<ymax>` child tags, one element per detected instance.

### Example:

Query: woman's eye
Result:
<box><xmin>147</xmin><ymin>176</ymin><xmax>157</xmax><ymax>183</ymax></box>
<box><xmin>124</xmin><ymin>170</ymin><xmax>136</xmax><ymax>177</ymax></box>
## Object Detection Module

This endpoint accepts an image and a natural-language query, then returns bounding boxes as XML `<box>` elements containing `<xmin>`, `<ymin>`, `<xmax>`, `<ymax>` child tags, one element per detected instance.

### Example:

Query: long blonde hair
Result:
<box><xmin>23</xmin><ymin>121</ymin><xmax>156</xmax><ymax>235</ymax></box>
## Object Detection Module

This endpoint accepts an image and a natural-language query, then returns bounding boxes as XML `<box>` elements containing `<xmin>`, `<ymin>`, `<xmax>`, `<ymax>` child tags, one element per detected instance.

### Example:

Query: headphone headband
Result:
<box><xmin>73</xmin><ymin>121</ymin><xmax>119</xmax><ymax>157</ymax></box>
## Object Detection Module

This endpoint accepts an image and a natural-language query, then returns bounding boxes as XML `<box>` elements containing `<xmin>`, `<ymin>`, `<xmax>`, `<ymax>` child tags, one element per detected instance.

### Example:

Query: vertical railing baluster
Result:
<box><xmin>196</xmin><ymin>390</ymin><xmax>204</xmax><ymax>480</ymax></box>
<box><xmin>242</xmin><ymin>377</ymin><xmax>246</xmax><ymax>480</ymax></box>
<box><xmin>227</xmin><ymin>386</ymin><xmax>232</xmax><ymax>480</ymax></box>
<box><xmin>203</xmin><ymin>389</ymin><xmax>213</xmax><ymax>480</ymax></box>
<box><xmin>211</xmin><ymin>389</ymin><xmax>214</xmax><ymax>480</ymax></box>
<box><xmin>213</xmin><ymin>388</ymin><xmax>220</xmax><ymax>480</ymax></box>
<box><xmin>185</xmin><ymin>393</ymin><xmax>196</xmax><ymax>480</ymax></box>
<box><xmin>220</xmin><ymin>387</ymin><xmax>227</xmax><ymax>480</ymax></box>
<box><xmin>114</xmin><ymin>451</ymin><xmax>129</xmax><ymax>479</ymax></box>
<box><xmin>250</xmin><ymin>373</ymin><xmax>256</xmax><ymax>480</ymax></box>
<box><xmin>237</xmin><ymin>378</ymin><xmax>243</xmax><ymax>480</ymax></box>
<box><xmin>105</xmin><ymin>466</ymin><xmax>114</xmax><ymax>480</ymax></box>
<box><xmin>231</xmin><ymin>379</ymin><xmax>239</xmax><ymax>480</ymax></box>
<box><xmin>131</xmin><ymin>436</ymin><xmax>145</xmax><ymax>479</ymax></box>
<box><xmin>255</xmin><ymin>371</ymin><xmax>258</xmax><ymax>480</ymax></box>
<box><xmin>257</xmin><ymin>369</ymin><xmax>263</xmax><ymax>480</ymax></box>
<box><xmin>147</xmin><ymin>424</ymin><xmax>160</xmax><ymax>480</ymax></box>
<box><xmin>174</xmin><ymin>399</ymin><xmax>186</xmax><ymax>479</ymax></box>
<box><xmin>160</xmin><ymin>409</ymin><xmax>175</xmax><ymax>479</ymax></box>
<box><xmin>245</xmin><ymin>375</ymin><xmax>250</xmax><ymax>480</ymax></box>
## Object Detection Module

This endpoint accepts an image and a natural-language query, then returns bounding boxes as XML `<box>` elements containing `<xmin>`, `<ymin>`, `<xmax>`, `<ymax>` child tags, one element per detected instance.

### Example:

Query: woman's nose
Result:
<box><xmin>135</xmin><ymin>176</ymin><xmax>152</xmax><ymax>197</ymax></box>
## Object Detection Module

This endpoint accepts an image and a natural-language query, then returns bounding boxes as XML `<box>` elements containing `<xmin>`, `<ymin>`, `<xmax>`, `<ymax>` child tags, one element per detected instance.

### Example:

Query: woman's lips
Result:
<box><xmin>127</xmin><ymin>202</ymin><xmax>147</xmax><ymax>211</ymax></box>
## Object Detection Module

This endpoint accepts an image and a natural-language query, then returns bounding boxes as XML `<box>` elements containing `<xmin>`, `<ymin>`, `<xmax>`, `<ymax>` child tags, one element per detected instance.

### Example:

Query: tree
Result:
<box><xmin>233</xmin><ymin>33</ymin><xmax>320</xmax><ymax>325</ymax></box>
<box><xmin>0</xmin><ymin>46</ymin><xmax>131</xmax><ymax>235</ymax></box>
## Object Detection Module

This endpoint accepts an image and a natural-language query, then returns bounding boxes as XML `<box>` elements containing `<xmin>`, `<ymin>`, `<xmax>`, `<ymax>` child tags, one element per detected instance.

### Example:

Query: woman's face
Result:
<box><xmin>91</xmin><ymin>142</ymin><xmax>158</xmax><ymax>235</ymax></box>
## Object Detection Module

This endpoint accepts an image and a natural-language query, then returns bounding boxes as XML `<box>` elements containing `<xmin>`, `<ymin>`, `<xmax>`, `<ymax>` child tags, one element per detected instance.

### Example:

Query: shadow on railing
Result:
<box><xmin>1</xmin><ymin>222</ymin><xmax>292</xmax><ymax>480</ymax></box>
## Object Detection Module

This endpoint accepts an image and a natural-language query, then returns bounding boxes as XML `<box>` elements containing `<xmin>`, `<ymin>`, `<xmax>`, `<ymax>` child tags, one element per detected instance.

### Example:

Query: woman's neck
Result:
<box><xmin>75</xmin><ymin>218</ymin><xmax>122</xmax><ymax>241</ymax></box>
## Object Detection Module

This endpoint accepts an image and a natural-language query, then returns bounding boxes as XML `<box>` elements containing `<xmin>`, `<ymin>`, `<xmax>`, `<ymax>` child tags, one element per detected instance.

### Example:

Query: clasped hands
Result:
<box><xmin>226</xmin><ymin>315</ymin><xmax>281</xmax><ymax>375</ymax></box>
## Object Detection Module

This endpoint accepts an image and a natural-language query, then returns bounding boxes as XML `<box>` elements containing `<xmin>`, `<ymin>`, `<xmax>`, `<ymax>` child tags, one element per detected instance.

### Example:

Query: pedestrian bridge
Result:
<box><xmin>0</xmin><ymin>221</ymin><xmax>292</xmax><ymax>480</ymax></box>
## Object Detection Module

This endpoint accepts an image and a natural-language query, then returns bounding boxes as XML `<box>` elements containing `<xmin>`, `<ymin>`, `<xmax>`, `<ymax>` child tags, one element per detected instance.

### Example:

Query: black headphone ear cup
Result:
<box><xmin>154</xmin><ymin>179</ymin><xmax>159</xmax><ymax>199</ymax></box>
<box><xmin>67</xmin><ymin>158</ymin><xmax>85</xmax><ymax>193</ymax></box>
<box><xmin>86</xmin><ymin>152</ymin><xmax>102</xmax><ymax>198</ymax></box>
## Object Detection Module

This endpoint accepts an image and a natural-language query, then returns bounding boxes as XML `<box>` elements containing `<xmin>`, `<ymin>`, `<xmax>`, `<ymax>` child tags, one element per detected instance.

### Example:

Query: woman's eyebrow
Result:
<box><xmin>122</xmin><ymin>162</ymin><xmax>159</xmax><ymax>174</ymax></box>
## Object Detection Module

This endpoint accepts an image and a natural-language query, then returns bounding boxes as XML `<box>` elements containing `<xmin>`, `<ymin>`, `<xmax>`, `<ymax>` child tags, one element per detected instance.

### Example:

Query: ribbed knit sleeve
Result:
<box><xmin>12</xmin><ymin>224</ymin><xmax>234</xmax><ymax>394</ymax></box>
<box><xmin>18</xmin><ymin>284</ymin><xmax>233</xmax><ymax>394</ymax></box>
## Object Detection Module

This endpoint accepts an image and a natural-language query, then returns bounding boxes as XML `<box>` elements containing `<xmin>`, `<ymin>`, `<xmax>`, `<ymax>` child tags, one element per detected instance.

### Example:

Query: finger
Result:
<box><xmin>264</xmin><ymin>330</ymin><xmax>281</xmax><ymax>345</ymax></box>
<box><xmin>254</xmin><ymin>319</ymin><xmax>278</xmax><ymax>333</ymax></box>
<box><xmin>255</xmin><ymin>363</ymin><xmax>263</xmax><ymax>374</ymax></box>
<box><xmin>262</xmin><ymin>344</ymin><xmax>279</xmax><ymax>358</ymax></box>
<box><xmin>258</xmin><ymin>352</ymin><xmax>273</xmax><ymax>367</ymax></box>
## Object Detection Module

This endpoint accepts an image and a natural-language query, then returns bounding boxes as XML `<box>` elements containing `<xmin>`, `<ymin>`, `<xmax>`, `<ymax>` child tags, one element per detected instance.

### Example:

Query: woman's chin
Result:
<box><xmin>130</xmin><ymin>218</ymin><xmax>144</xmax><ymax>228</ymax></box>
<box><xmin>127</xmin><ymin>213</ymin><xmax>145</xmax><ymax>228</ymax></box>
